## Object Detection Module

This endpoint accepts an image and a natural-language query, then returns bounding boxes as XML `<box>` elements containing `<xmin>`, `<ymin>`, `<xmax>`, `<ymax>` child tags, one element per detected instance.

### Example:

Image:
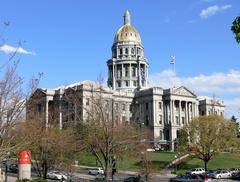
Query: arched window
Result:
<box><xmin>131</xmin><ymin>48</ymin><xmax>134</xmax><ymax>54</ymax></box>
<box><xmin>120</xmin><ymin>48</ymin><xmax>123</xmax><ymax>55</ymax></box>
<box><xmin>125</xmin><ymin>48</ymin><xmax>128</xmax><ymax>54</ymax></box>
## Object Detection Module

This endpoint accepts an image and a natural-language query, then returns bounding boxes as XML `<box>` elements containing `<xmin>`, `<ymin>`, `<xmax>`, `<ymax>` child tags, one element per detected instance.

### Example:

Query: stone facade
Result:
<box><xmin>27</xmin><ymin>10</ymin><xmax>225</xmax><ymax>151</ymax></box>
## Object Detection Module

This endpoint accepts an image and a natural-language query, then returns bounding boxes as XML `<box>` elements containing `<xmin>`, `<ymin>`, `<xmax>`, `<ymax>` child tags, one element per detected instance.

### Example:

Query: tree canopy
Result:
<box><xmin>178</xmin><ymin>115</ymin><xmax>239</xmax><ymax>171</ymax></box>
<box><xmin>231</xmin><ymin>16</ymin><xmax>240</xmax><ymax>43</ymax></box>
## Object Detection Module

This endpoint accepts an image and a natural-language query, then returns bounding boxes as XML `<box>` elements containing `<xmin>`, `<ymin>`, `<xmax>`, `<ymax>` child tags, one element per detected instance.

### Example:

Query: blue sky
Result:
<box><xmin>0</xmin><ymin>0</ymin><xmax>240</xmax><ymax>117</ymax></box>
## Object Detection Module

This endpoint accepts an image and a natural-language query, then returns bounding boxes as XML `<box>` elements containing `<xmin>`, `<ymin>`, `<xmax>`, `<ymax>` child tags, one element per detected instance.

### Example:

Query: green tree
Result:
<box><xmin>178</xmin><ymin>115</ymin><xmax>238</xmax><ymax>171</ymax></box>
<box><xmin>231</xmin><ymin>16</ymin><xmax>240</xmax><ymax>43</ymax></box>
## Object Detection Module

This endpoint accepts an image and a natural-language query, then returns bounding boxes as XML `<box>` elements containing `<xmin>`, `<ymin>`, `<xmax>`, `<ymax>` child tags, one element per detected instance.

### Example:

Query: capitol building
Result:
<box><xmin>28</xmin><ymin>10</ymin><xmax>225</xmax><ymax>151</ymax></box>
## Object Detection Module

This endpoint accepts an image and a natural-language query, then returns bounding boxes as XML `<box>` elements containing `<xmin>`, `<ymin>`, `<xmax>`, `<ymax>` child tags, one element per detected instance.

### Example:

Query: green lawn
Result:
<box><xmin>176</xmin><ymin>152</ymin><xmax>240</xmax><ymax>175</ymax></box>
<box><xmin>77</xmin><ymin>151</ymin><xmax>177</xmax><ymax>172</ymax></box>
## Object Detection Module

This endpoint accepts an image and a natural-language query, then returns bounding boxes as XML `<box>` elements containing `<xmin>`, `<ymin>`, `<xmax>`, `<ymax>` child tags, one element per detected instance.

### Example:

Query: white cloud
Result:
<box><xmin>149</xmin><ymin>69</ymin><xmax>240</xmax><ymax>95</ymax></box>
<box><xmin>200</xmin><ymin>4</ymin><xmax>232</xmax><ymax>19</ymax></box>
<box><xmin>224</xmin><ymin>98</ymin><xmax>240</xmax><ymax>118</ymax></box>
<box><xmin>148</xmin><ymin>69</ymin><xmax>240</xmax><ymax>117</ymax></box>
<box><xmin>0</xmin><ymin>44</ymin><xmax>35</xmax><ymax>55</ymax></box>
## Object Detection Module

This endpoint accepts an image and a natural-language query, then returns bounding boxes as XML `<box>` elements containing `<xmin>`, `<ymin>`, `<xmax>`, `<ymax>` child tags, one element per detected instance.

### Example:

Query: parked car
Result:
<box><xmin>46</xmin><ymin>171</ymin><xmax>68</xmax><ymax>180</ymax></box>
<box><xmin>189</xmin><ymin>168</ymin><xmax>206</xmax><ymax>175</ymax></box>
<box><xmin>94</xmin><ymin>174</ymin><xmax>105</xmax><ymax>181</ymax></box>
<box><xmin>213</xmin><ymin>170</ymin><xmax>231</xmax><ymax>179</ymax></box>
<box><xmin>8</xmin><ymin>163</ymin><xmax>18</xmax><ymax>173</ymax></box>
<box><xmin>229</xmin><ymin>168</ymin><xmax>240</xmax><ymax>175</ymax></box>
<box><xmin>232</xmin><ymin>171</ymin><xmax>240</xmax><ymax>180</ymax></box>
<box><xmin>124</xmin><ymin>176</ymin><xmax>147</xmax><ymax>182</ymax></box>
<box><xmin>205</xmin><ymin>170</ymin><xmax>216</xmax><ymax>179</ymax></box>
<box><xmin>146</xmin><ymin>148</ymin><xmax>155</xmax><ymax>152</ymax></box>
<box><xmin>170</xmin><ymin>174</ymin><xmax>209</xmax><ymax>182</ymax></box>
<box><xmin>88</xmin><ymin>167</ymin><xmax>104</xmax><ymax>175</ymax></box>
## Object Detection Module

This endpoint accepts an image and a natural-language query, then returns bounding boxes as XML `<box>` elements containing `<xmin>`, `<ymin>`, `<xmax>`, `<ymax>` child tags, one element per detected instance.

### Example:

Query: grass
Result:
<box><xmin>176</xmin><ymin>152</ymin><xmax>240</xmax><ymax>175</ymax></box>
<box><xmin>76</xmin><ymin>151</ymin><xmax>177</xmax><ymax>172</ymax></box>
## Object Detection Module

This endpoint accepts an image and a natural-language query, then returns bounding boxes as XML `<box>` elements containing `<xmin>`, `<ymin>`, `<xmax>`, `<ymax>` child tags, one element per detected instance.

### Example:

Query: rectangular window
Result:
<box><xmin>37</xmin><ymin>104</ymin><xmax>42</xmax><ymax>112</ymax></box>
<box><xmin>159</xmin><ymin>130</ymin><xmax>163</xmax><ymax>140</ymax></box>
<box><xmin>176</xmin><ymin>116</ymin><xmax>179</xmax><ymax>125</ymax></box>
<box><xmin>86</xmin><ymin>98</ymin><xmax>90</xmax><ymax>106</ymax></box>
<box><xmin>125</xmin><ymin>81</ymin><xmax>129</xmax><ymax>87</ymax></box>
<box><xmin>158</xmin><ymin>102</ymin><xmax>162</xmax><ymax>110</ymax></box>
<box><xmin>145</xmin><ymin>115</ymin><xmax>149</xmax><ymax>126</ymax></box>
<box><xmin>117</xmin><ymin>81</ymin><xmax>121</xmax><ymax>87</ymax></box>
<box><xmin>125</xmin><ymin>65</ymin><xmax>129</xmax><ymax>77</ymax></box>
<box><xmin>122</xmin><ymin>104</ymin><xmax>126</xmax><ymax>111</ymax></box>
<box><xmin>132</xmin><ymin>66</ymin><xmax>136</xmax><ymax>77</ymax></box>
<box><xmin>145</xmin><ymin>103</ymin><xmax>148</xmax><ymax>110</ymax></box>
<box><xmin>159</xmin><ymin>115</ymin><xmax>162</xmax><ymax>125</ymax></box>
<box><xmin>133</xmin><ymin>81</ymin><xmax>137</xmax><ymax>86</ymax></box>
<box><xmin>115</xmin><ymin>103</ymin><xmax>118</xmax><ymax>110</ymax></box>
<box><xmin>182</xmin><ymin>117</ymin><xmax>185</xmax><ymax>125</ymax></box>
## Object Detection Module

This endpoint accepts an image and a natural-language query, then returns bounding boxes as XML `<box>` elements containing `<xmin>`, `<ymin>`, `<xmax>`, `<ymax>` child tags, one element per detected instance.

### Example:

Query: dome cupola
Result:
<box><xmin>114</xmin><ymin>10</ymin><xmax>142</xmax><ymax>44</ymax></box>
<box><xmin>107</xmin><ymin>10</ymin><xmax>149</xmax><ymax>92</ymax></box>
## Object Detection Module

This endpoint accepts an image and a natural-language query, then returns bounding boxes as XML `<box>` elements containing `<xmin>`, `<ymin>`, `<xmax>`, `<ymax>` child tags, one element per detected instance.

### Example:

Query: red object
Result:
<box><xmin>19</xmin><ymin>150</ymin><xmax>31</xmax><ymax>164</ymax></box>
<box><xmin>191</xmin><ymin>147</ymin><xmax>199</xmax><ymax>153</ymax></box>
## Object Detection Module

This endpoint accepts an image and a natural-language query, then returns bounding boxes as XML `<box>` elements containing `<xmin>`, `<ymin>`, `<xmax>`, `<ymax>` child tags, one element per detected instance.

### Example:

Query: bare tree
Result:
<box><xmin>18</xmin><ymin>119</ymin><xmax>75</xmax><ymax>179</ymax></box>
<box><xmin>73</xmin><ymin>82</ymin><xmax>147</xmax><ymax>181</ymax></box>
<box><xmin>0</xmin><ymin>22</ymin><xmax>41</xmax><ymax>162</ymax></box>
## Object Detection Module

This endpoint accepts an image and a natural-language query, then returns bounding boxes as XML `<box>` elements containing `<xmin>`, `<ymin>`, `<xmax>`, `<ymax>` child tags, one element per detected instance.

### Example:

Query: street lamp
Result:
<box><xmin>174</xmin><ymin>155</ymin><xmax>178</xmax><ymax>173</ymax></box>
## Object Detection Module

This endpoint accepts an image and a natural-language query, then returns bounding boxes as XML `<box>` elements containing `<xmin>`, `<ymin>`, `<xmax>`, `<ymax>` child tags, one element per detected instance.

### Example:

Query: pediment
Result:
<box><xmin>172</xmin><ymin>86</ymin><xmax>196</xmax><ymax>97</ymax></box>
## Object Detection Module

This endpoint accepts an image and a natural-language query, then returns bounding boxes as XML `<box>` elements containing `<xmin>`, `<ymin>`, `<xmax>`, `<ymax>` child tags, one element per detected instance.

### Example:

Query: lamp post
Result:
<box><xmin>4</xmin><ymin>152</ymin><xmax>10</xmax><ymax>182</ymax></box>
<box><xmin>174</xmin><ymin>155</ymin><xmax>178</xmax><ymax>173</ymax></box>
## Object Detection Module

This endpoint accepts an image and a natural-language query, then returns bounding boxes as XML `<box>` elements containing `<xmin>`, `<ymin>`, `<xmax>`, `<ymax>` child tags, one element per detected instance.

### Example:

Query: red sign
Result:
<box><xmin>19</xmin><ymin>150</ymin><xmax>31</xmax><ymax>164</ymax></box>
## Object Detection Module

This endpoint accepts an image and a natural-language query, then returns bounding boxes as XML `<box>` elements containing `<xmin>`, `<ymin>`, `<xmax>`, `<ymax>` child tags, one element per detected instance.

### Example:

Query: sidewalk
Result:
<box><xmin>0</xmin><ymin>175</ymin><xmax>17</xmax><ymax>182</ymax></box>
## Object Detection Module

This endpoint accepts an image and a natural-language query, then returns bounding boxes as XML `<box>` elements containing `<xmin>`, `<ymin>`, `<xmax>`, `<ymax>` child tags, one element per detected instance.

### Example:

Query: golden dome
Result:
<box><xmin>113</xmin><ymin>10</ymin><xmax>142</xmax><ymax>44</ymax></box>
<box><xmin>114</xmin><ymin>25</ymin><xmax>142</xmax><ymax>44</ymax></box>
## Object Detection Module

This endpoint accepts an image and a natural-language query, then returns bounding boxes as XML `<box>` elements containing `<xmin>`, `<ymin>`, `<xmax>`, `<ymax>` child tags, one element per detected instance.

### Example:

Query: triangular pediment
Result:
<box><xmin>172</xmin><ymin>86</ymin><xmax>196</xmax><ymax>97</ymax></box>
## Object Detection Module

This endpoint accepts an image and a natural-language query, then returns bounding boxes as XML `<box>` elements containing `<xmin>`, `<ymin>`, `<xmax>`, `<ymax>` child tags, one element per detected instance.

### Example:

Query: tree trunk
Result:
<box><xmin>43</xmin><ymin>161</ymin><xmax>48</xmax><ymax>179</ymax></box>
<box><xmin>104</xmin><ymin>159</ymin><xmax>109</xmax><ymax>182</ymax></box>
<box><xmin>204</xmin><ymin>160</ymin><xmax>208</xmax><ymax>171</ymax></box>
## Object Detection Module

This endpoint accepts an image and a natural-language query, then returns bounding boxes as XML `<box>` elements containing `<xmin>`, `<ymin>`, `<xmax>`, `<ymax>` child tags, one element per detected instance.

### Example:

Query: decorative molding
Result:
<box><xmin>173</xmin><ymin>87</ymin><xmax>194</xmax><ymax>97</ymax></box>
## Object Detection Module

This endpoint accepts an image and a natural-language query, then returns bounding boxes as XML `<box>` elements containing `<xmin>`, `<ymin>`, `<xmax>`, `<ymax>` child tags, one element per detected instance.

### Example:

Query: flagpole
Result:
<box><xmin>170</xmin><ymin>54</ymin><xmax>176</xmax><ymax>75</ymax></box>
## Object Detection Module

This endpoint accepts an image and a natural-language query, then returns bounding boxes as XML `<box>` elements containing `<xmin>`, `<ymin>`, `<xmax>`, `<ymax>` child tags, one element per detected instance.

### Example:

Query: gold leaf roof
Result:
<box><xmin>114</xmin><ymin>24</ymin><xmax>142</xmax><ymax>44</ymax></box>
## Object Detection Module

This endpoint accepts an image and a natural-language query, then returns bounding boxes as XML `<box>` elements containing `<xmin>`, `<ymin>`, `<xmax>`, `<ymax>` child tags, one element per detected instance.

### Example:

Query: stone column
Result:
<box><xmin>146</xmin><ymin>65</ymin><xmax>148</xmax><ymax>87</ymax></box>
<box><xmin>129</xmin><ymin>63</ymin><xmax>132</xmax><ymax>80</ymax></box>
<box><xmin>179</xmin><ymin>100</ymin><xmax>182</xmax><ymax>126</ymax></box>
<box><xmin>45</xmin><ymin>98</ymin><xmax>49</xmax><ymax>128</ymax></box>
<box><xmin>172</xmin><ymin>100</ymin><xmax>175</xmax><ymax>125</ymax></box>
<box><xmin>121</xmin><ymin>64</ymin><xmax>124</xmax><ymax>78</ymax></box>
<box><xmin>144</xmin><ymin>64</ymin><xmax>146</xmax><ymax>87</ymax></box>
<box><xmin>170</xmin><ymin>100</ymin><xmax>173</xmax><ymax>125</ymax></box>
<box><xmin>112</xmin><ymin>62</ymin><xmax>115</xmax><ymax>90</ymax></box>
<box><xmin>59</xmin><ymin>95</ymin><xmax>63</xmax><ymax>130</ymax></box>
<box><xmin>185</xmin><ymin>101</ymin><xmax>188</xmax><ymax>124</ymax></box>
<box><xmin>138</xmin><ymin>61</ymin><xmax>141</xmax><ymax>87</ymax></box>
<box><xmin>195</xmin><ymin>103</ymin><xmax>199</xmax><ymax>116</ymax></box>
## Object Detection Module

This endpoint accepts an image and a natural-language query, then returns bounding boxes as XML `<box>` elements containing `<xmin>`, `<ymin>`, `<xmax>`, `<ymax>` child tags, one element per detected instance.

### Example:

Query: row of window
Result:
<box><xmin>112</xmin><ymin>47</ymin><xmax>142</xmax><ymax>58</ymax></box>
<box><xmin>145</xmin><ymin>102</ymin><xmax>162</xmax><ymax>111</ymax></box>
<box><xmin>116</xmin><ymin>66</ymin><xmax>137</xmax><ymax>78</ymax></box>
<box><xmin>116</xmin><ymin>80</ymin><xmax>138</xmax><ymax>87</ymax></box>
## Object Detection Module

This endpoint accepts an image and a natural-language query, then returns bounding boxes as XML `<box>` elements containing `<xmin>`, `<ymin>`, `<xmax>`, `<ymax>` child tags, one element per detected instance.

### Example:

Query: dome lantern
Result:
<box><xmin>124</xmin><ymin>10</ymin><xmax>131</xmax><ymax>25</ymax></box>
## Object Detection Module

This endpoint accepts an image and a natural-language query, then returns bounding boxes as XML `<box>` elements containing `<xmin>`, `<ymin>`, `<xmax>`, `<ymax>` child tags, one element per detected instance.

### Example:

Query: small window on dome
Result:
<box><xmin>120</xmin><ymin>48</ymin><xmax>123</xmax><ymax>55</ymax></box>
<box><xmin>125</xmin><ymin>33</ymin><xmax>127</xmax><ymax>37</ymax></box>
<box><xmin>135</xmin><ymin>34</ymin><xmax>136</xmax><ymax>37</ymax></box>
<box><xmin>125</xmin><ymin>48</ymin><xmax>128</xmax><ymax>54</ymax></box>
<box><xmin>130</xmin><ymin>33</ymin><xmax>132</xmax><ymax>36</ymax></box>
<box><xmin>121</xmin><ymin>33</ymin><xmax>122</xmax><ymax>37</ymax></box>
<box><xmin>131</xmin><ymin>48</ymin><xmax>134</xmax><ymax>54</ymax></box>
